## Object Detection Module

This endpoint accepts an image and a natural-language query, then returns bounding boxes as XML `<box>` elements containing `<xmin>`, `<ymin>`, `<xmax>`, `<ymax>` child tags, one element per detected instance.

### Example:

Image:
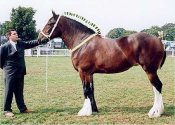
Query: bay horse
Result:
<box><xmin>37</xmin><ymin>11</ymin><xmax>166</xmax><ymax>118</ymax></box>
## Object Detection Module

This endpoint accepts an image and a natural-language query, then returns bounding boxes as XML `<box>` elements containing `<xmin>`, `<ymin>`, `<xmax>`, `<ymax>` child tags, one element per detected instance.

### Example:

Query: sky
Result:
<box><xmin>0</xmin><ymin>0</ymin><xmax>175</xmax><ymax>35</ymax></box>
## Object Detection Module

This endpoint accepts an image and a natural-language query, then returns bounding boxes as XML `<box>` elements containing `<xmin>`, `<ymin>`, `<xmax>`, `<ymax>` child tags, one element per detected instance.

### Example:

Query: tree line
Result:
<box><xmin>106</xmin><ymin>23</ymin><xmax>175</xmax><ymax>41</ymax></box>
<box><xmin>0</xmin><ymin>6</ymin><xmax>174</xmax><ymax>45</ymax></box>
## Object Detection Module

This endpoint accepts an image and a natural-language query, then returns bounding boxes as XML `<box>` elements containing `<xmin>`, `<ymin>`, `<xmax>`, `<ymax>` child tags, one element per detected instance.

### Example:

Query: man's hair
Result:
<box><xmin>6</xmin><ymin>29</ymin><xmax>16</xmax><ymax>40</ymax></box>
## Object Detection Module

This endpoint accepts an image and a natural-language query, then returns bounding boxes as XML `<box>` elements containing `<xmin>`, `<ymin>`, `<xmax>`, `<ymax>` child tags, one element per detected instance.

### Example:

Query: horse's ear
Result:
<box><xmin>52</xmin><ymin>10</ymin><xmax>57</xmax><ymax>17</ymax></box>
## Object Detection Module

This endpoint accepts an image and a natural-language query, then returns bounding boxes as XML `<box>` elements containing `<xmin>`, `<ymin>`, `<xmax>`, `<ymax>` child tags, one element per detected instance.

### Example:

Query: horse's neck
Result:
<box><xmin>61</xmin><ymin>30</ymin><xmax>90</xmax><ymax>50</ymax></box>
<box><xmin>59</xmin><ymin>18</ymin><xmax>93</xmax><ymax>50</ymax></box>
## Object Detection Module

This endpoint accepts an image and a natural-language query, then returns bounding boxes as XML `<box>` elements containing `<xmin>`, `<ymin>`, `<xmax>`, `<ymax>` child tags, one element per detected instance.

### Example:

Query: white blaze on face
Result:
<box><xmin>78</xmin><ymin>98</ymin><xmax>92</xmax><ymax>116</ymax></box>
<box><xmin>148</xmin><ymin>86</ymin><xmax>164</xmax><ymax>118</ymax></box>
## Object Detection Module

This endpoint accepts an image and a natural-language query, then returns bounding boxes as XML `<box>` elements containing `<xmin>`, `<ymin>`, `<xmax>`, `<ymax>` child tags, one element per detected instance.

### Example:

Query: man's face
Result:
<box><xmin>9</xmin><ymin>31</ymin><xmax>18</xmax><ymax>42</ymax></box>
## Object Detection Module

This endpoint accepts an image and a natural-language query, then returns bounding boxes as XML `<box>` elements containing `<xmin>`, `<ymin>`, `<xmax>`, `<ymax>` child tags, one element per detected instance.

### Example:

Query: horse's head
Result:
<box><xmin>37</xmin><ymin>11</ymin><xmax>61</xmax><ymax>42</ymax></box>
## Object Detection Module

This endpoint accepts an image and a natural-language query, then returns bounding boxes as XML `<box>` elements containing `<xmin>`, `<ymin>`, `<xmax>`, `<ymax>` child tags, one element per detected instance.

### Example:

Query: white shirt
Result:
<box><xmin>9</xmin><ymin>40</ymin><xmax>17</xmax><ymax>51</ymax></box>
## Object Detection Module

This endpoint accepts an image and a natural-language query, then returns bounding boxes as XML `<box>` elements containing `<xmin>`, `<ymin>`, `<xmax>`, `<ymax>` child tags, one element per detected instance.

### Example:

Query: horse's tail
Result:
<box><xmin>160</xmin><ymin>51</ymin><xmax>166</xmax><ymax>69</ymax></box>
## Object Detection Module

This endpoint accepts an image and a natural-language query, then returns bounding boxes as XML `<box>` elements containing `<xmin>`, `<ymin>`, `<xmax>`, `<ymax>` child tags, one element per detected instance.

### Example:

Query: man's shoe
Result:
<box><xmin>4</xmin><ymin>111</ymin><xmax>15</xmax><ymax>117</ymax></box>
<box><xmin>21</xmin><ymin>109</ymin><xmax>33</xmax><ymax>113</ymax></box>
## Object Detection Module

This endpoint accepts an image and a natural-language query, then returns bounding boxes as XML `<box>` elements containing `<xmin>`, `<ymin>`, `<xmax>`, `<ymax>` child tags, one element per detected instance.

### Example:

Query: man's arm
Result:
<box><xmin>22</xmin><ymin>39</ymin><xmax>48</xmax><ymax>49</ymax></box>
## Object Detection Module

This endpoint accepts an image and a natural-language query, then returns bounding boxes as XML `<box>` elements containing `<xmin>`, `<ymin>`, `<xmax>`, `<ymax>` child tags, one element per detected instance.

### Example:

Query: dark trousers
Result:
<box><xmin>4</xmin><ymin>75</ymin><xmax>27</xmax><ymax>112</ymax></box>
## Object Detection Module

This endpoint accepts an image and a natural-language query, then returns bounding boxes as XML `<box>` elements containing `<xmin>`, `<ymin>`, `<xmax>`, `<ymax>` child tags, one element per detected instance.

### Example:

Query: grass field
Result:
<box><xmin>0</xmin><ymin>56</ymin><xmax>174</xmax><ymax>124</ymax></box>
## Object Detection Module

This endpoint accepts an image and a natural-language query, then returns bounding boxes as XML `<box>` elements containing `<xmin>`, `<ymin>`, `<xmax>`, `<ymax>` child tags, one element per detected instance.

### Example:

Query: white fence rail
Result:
<box><xmin>25</xmin><ymin>48</ymin><xmax>71</xmax><ymax>57</ymax></box>
<box><xmin>25</xmin><ymin>49</ymin><xmax>175</xmax><ymax>57</ymax></box>
<box><xmin>166</xmin><ymin>50</ymin><xmax>175</xmax><ymax>57</ymax></box>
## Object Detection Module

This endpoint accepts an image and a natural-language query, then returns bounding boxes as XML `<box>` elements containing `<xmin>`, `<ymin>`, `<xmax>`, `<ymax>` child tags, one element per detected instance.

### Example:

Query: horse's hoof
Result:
<box><xmin>78</xmin><ymin>109</ymin><xmax>92</xmax><ymax>116</ymax></box>
<box><xmin>148</xmin><ymin>106</ymin><xmax>164</xmax><ymax>118</ymax></box>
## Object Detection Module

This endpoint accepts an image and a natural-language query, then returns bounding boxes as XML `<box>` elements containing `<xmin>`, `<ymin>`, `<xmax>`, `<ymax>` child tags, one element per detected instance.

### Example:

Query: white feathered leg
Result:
<box><xmin>78</xmin><ymin>98</ymin><xmax>92</xmax><ymax>116</ymax></box>
<box><xmin>148</xmin><ymin>86</ymin><xmax>164</xmax><ymax>118</ymax></box>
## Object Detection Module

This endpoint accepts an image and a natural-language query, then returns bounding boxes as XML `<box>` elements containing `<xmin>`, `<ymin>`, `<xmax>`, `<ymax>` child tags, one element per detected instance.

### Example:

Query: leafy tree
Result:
<box><xmin>161</xmin><ymin>23</ymin><xmax>175</xmax><ymax>30</ymax></box>
<box><xmin>124</xmin><ymin>30</ymin><xmax>137</xmax><ymax>36</ymax></box>
<box><xmin>106</xmin><ymin>28</ymin><xmax>137</xmax><ymax>38</ymax></box>
<box><xmin>161</xmin><ymin>23</ymin><xmax>175</xmax><ymax>41</ymax></box>
<box><xmin>140</xmin><ymin>23</ymin><xmax>175</xmax><ymax>40</ymax></box>
<box><xmin>141</xmin><ymin>26</ymin><xmax>161</xmax><ymax>37</ymax></box>
<box><xmin>0</xmin><ymin>21</ymin><xmax>12</xmax><ymax>35</ymax></box>
<box><xmin>164</xmin><ymin>29</ymin><xmax>175</xmax><ymax>41</ymax></box>
<box><xmin>10</xmin><ymin>6</ymin><xmax>38</xmax><ymax>41</ymax></box>
<box><xmin>106</xmin><ymin>28</ymin><xmax>125</xmax><ymax>38</ymax></box>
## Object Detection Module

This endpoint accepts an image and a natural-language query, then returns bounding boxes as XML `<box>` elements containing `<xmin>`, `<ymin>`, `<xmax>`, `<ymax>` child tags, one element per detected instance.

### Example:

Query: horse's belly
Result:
<box><xmin>95</xmin><ymin>60</ymin><xmax>133</xmax><ymax>73</ymax></box>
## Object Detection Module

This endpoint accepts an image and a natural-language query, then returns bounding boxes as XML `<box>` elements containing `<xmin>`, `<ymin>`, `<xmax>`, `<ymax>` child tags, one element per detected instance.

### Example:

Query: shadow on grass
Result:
<box><xmin>99</xmin><ymin>104</ymin><xmax>175</xmax><ymax>116</ymax></box>
<box><xmin>163</xmin><ymin>105</ymin><xmax>175</xmax><ymax>116</ymax></box>
<box><xmin>35</xmin><ymin>107</ymin><xmax>81</xmax><ymax>115</ymax></box>
<box><xmin>23</xmin><ymin>104</ymin><xmax>174</xmax><ymax>117</ymax></box>
<box><xmin>99</xmin><ymin>106</ymin><xmax>149</xmax><ymax>114</ymax></box>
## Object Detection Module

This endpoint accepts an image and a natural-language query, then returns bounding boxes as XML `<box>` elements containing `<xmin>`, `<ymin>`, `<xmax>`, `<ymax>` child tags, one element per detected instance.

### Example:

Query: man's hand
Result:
<box><xmin>38</xmin><ymin>39</ymin><xmax>49</xmax><ymax>44</ymax></box>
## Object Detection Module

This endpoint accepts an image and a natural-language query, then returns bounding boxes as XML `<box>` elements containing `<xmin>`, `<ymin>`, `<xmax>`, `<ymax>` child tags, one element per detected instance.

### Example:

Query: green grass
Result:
<box><xmin>0</xmin><ymin>56</ymin><xmax>174</xmax><ymax>124</ymax></box>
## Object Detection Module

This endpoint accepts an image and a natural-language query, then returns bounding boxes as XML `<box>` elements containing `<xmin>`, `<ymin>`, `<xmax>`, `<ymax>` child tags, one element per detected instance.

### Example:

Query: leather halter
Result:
<box><xmin>40</xmin><ymin>15</ymin><xmax>62</xmax><ymax>40</ymax></box>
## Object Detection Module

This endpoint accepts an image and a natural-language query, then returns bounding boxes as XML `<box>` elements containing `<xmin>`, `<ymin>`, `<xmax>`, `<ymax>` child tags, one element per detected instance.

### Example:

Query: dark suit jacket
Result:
<box><xmin>0</xmin><ymin>40</ymin><xmax>40</xmax><ymax>78</ymax></box>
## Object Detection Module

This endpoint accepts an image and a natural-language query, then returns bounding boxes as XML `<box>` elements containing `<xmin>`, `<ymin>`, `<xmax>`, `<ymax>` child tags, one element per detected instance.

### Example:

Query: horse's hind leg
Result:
<box><xmin>146</xmin><ymin>71</ymin><xmax>164</xmax><ymax>118</ymax></box>
<box><xmin>78</xmin><ymin>72</ymin><xmax>98</xmax><ymax>116</ymax></box>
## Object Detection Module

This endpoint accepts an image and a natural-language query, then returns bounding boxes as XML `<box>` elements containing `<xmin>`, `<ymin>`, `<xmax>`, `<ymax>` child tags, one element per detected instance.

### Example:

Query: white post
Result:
<box><xmin>37</xmin><ymin>47</ymin><xmax>40</xmax><ymax>57</ymax></box>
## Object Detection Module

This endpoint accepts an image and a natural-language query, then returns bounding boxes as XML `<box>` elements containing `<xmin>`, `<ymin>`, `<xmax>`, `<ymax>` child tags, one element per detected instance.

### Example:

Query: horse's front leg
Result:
<box><xmin>89</xmin><ymin>75</ymin><xmax>98</xmax><ymax>112</ymax></box>
<box><xmin>78</xmin><ymin>72</ymin><xmax>98</xmax><ymax>116</ymax></box>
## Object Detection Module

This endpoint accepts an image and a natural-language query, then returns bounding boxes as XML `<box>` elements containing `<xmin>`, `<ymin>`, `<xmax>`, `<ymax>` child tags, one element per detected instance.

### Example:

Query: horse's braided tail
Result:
<box><xmin>160</xmin><ymin>51</ymin><xmax>166</xmax><ymax>69</ymax></box>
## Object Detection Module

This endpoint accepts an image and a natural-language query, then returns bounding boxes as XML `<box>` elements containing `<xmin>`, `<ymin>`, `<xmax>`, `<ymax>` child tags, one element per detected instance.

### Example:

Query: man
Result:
<box><xmin>0</xmin><ymin>29</ymin><xmax>47</xmax><ymax>117</ymax></box>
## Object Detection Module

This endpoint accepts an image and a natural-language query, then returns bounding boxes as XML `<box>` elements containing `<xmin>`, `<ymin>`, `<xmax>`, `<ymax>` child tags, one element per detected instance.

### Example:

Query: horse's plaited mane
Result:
<box><xmin>63</xmin><ymin>12</ymin><xmax>101</xmax><ymax>35</ymax></box>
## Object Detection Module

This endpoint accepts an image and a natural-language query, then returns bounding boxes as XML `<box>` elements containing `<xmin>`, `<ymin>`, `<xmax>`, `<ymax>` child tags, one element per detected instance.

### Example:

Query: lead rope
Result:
<box><xmin>40</xmin><ymin>15</ymin><xmax>62</xmax><ymax>94</ymax></box>
<box><xmin>41</xmin><ymin>15</ymin><xmax>61</xmax><ymax>93</ymax></box>
<box><xmin>45</xmin><ymin>43</ymin><xmax>49</xmax><ymax>93</ymax></box>
<box><xmin>41</xmin><ymin>16</ymin><xmax>62</xmax><ymax>94</ymax></box>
